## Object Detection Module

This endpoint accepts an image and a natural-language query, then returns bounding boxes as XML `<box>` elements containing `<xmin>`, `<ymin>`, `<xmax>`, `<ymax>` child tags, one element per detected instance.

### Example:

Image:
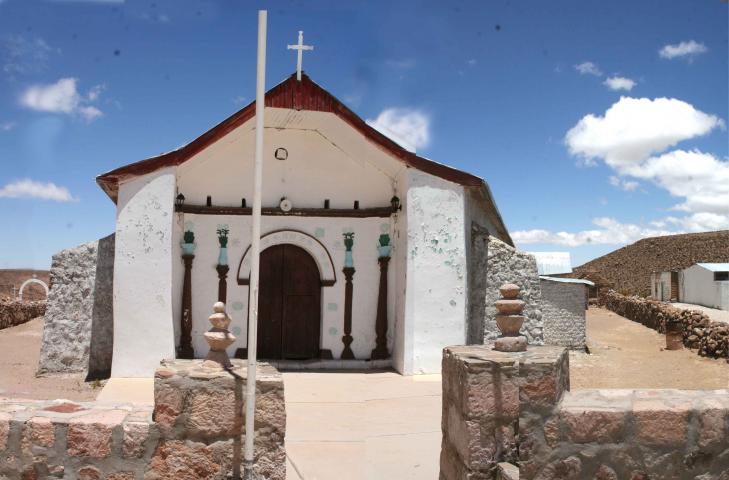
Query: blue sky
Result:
<box><xmin>0</xmin><ymin>0</ymin><xmax>727</xmax><ymax>269</ymax></box>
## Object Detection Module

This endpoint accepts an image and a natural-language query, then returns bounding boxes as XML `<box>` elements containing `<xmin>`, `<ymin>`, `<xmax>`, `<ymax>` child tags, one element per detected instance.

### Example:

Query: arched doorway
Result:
<box><xmin>256</xmin><ymin>244</ymin><xmax>322</xmax><ymax>359</ymax></box>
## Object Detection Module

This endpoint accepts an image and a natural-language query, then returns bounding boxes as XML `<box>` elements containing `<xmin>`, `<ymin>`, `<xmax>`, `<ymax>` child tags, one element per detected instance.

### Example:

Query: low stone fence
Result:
<box><xmin>0</xmin><ymin>359</ymin><xmax>286</xmax><ymax>480</ymax></box>
<box><xmin>0</xmin><ymin>299</ymin><xmax>46</xmax><ymax>330</ymax></box>
<box><xmin>440</xmin><ymin>345</ymin><xmax>729</xmax><ymax>479</ymax></box>
<box><xmin>603</xmin><ymin>290</ymin><xmax>729</xmax><ymax>359</ymax></box>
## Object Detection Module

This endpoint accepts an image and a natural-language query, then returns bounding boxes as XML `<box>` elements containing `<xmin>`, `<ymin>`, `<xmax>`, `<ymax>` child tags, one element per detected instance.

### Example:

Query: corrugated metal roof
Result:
<box><xmin>540</xmin><ymin>276</ymin><xmax>595</xmax><ymax>286</ymax></box>
<box><xmin>697</xmin><ymin>263</ymin><xmax>729</xmax><ymax>272</ymax></box>
<box><xmin>528</xmin><ymin>252</ymin><xmax>572</xmax><ymax>275</ymax></box>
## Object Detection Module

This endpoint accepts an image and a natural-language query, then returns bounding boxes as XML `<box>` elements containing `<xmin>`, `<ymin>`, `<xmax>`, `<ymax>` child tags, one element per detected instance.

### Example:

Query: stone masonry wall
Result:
<box><xmin>540</xmin><ymin>279</ymin><xmax>586</xmax><ymax>349</ymax></box>
<box><xmin>0</xmin><ymin>299</ymin><xmax>46</xmax><ymax>330</ymax></box>
<box><xmin>440</xmin><ymin>345</ymin><xmax>569</xmax><ymax>479</ymax></box>
<box><xmin>0</xmin><ymin>360</ymin><xmax>285</xmax><ymax>480</ymax></box>
<box><xmin>603</xmin><ymin>290</ymin><xmax>729</xmax><ymax>360</ymax></box>
<box><xmin>440</xmin><ymin>344</ymin><xmax>729</xmax><ymax>480</ymax></box>
<box><xmin>38</xmin><ymin>234</ymin><xmax>115</xmax><ymax>379</ymax></box>
<box><xmin>485</xmin><ymin>237</ymin><xmax>544</xmax><ymax>345</ymax></box>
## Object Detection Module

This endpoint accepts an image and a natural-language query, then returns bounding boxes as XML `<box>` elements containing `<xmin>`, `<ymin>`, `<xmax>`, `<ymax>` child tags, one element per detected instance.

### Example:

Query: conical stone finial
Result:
<box><xmin>203</xmin><ymin>301</ymin><xmax>236</xmax><ymax>368</ymax></box>
<box><xmin>494</xmin><ymin>283</ymin><xmax>527</xmax><ymax>352</ymax></box>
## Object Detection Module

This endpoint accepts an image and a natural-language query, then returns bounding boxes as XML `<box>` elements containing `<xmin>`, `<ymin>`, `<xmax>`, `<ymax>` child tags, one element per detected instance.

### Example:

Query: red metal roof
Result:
<box><xmin>96</xmin><ymin>73</ymin><xmax>483</xmax><ymax>201</ymax></box>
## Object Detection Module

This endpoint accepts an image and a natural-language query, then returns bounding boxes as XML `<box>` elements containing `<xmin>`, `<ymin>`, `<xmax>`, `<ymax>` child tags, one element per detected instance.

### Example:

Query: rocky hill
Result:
<box><xmin>571</xmin><ymin>230</ymin><xmax>729</xmax><ymax>297</ymax></box>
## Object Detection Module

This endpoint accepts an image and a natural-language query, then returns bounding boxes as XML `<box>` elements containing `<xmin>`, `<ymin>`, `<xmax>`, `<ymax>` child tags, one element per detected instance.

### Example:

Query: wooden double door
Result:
<box><xmin>256</xmin><ymin>244</ymin><xmax>321</xmax><ymax>359</ymax></box>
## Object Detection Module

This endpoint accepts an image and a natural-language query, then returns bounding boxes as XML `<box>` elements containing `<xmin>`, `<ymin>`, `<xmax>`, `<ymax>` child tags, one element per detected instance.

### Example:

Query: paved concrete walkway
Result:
<box><xmin>282</xmin><ymin>371</ymin><xmax>442</xmax><ymax>480</ymax></box>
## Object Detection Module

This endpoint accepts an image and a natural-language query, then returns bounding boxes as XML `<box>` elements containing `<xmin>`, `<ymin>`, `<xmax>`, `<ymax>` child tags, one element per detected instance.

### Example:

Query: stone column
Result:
<box><xmin>178</xmin><ymin>254</ymin><xmax>195</xmax><ymax>359</ymax></box>
<box><xmin>216</xmin><ymin>264</ymin><xmax>229</xmax><ymax>303</ymax></box>
<box><xmin>371</xmin><ymin>256</ymin><xmax>390</xmax><ymax>360</ymax></box>
<box><xmin>341</xmin><ymin>267</ymin><xmax>356</xmax><ymax>360</ymax></box>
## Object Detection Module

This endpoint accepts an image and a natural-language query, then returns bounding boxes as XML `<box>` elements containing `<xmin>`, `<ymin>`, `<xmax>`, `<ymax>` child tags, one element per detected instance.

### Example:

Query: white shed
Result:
<box><xmin>680</xmin><ymin>263</ymin><xmax>729</xmax><ymax>311</ymax></box>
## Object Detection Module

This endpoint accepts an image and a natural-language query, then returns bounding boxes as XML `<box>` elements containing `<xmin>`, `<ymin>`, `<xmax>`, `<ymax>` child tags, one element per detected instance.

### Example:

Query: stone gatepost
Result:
<box><xmin>440</xmin><ymin>345</ymin><xmax>569</xmax><ymax>479</ymax></box>
<box><xmin>152</xmin><ymin>359</ymin><xmax>286</xmax><ymax>480</ymax></box>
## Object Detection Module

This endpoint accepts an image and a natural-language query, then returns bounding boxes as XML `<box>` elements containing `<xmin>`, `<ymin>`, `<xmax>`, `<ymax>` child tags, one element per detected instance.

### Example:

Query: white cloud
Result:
<box><xmin>535</xmin><ymin>97</ymin><xmax>729</xmax><ymax>250</ymax></box>
<box><xmin>659</xmin><ymin>40</ymin><xmax>707</xmax><ymax>60</ymax></box>
<box><xmin>513</xmin><ymin>214</ymin><xmax>729</xmax><ymax>248</ymax></box>
<box><xmin>565</xmin><ymin>97</ymin><xmax>723</xmax><ymax>168</ymax></box>
<box><xmin>467</xmin><ymin>59</ymin><xmax>477</xmax><ymax>66</ymax></box>
<box><xmin>513</xmin><ymin>217</ymin><xmax>678</xmax><ymax>247</ymax></box>
<box><xmin>608</xmin><ymin>176</ymin><xmax>639</xmax><ymax>191</ymax></box>
<box><xmin>2</xmin><ymin>35</ymin><xmax>55</xmax><ymax>76</ymax></box>
<box><xmin>0</xmin><ymin>121</ymin><xmax>16</xmax><ymax>131</ymax></box>
<box><xmin>19</xmin><ymin>78</ymin><xmax>104</xmax><ymax>121</ymax></box>
<box><xmin>0</xmin><ymin>179</ymin><xmax>76</xmax><ymax>202</ymax></box>
<box><xmin>624</xmin><ymin>149</ymin><xmax>729</xmax><ymax>215</ymax></box>
<box><xmin>366</xmin><ymin>108</ymin><xmax>430</xmax><ymax>152</ymax></box>
<box><xmin>603</xmin><ymin>76</ymin><xmax>636</xmax><ymax>91</ymax></box>
<box><xmin>574</xmin><ymin>61</ymin><xmax>602</xmax><ymax>76</ymax></box>
<box><xmin>385</xmin><ymin>59</ymin><xmax>416</xmax><ymax>69</ymax></box>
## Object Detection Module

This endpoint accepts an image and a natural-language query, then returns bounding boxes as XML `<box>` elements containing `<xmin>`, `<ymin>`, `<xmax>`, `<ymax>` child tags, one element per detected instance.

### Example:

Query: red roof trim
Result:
<box><xmin>96</xmin><ymin>73</ymin><xmax>483</xmax><ymax>202</ymax></box>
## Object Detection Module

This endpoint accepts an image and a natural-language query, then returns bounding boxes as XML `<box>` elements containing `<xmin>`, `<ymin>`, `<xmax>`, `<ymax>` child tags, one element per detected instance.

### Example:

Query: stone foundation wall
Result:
<box><xmin>0</xmin><ymin>360</ymin><xmax>285</xmax><ymax>480</ymax></box>
<box><xmin>0</xmin><ymin>299</ymin><xmax>46</xmax><ymax>330</ymax></box>
<box><xmin>485</xmin><ymin>237</ymin><xmax>544</xmax><ymax>345</ymax></box>
<box><xmin>440</xmin><ymin>345</ymin><xmax>729</xmax><ymax>480</ymax></box>
<box><xmin>540</xmin><ymin>279</ymin><xmax>586</xmax><ymax>349</ymax></box>
<box><xmin>603</xmin><ymin>290</ymin><xmax>728</xmax><ymax>359</ymax></box>
<box><xmin>38</xmin><ymin>234</ymin><xmax>115</xmax><ymax>379</ymax></box>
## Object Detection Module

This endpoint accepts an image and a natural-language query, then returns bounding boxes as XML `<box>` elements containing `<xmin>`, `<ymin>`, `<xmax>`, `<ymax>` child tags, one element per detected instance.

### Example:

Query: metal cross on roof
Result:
<box><xmin>287</xmin><ymin>31</ymin><xmax>313</xmax><ymax>81</ymax></box>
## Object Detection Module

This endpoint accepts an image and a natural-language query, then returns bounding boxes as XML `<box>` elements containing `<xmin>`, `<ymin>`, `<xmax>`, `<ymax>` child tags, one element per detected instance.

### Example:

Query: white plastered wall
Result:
<box><xmin>111</xmin><ymin>168</ymin><xmax>177</xmax><ymax>377</ymax></box>
<box><xmin>400</xmin><ymin>169</ymin><xmax>468</xmax><ymax>374</ymax></box>
<box><xmin>173</xmin><ymin>107</ymin><xmax>406</xmax><ymax>364</ymax></box>
<box><xmin>681</xmin><ymin>265</ymin><xmax>729</xmax><ymax>310</ymax></box>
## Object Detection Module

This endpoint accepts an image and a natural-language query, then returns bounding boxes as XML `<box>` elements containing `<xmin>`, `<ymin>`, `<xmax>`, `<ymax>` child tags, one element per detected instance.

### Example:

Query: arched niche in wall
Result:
<box><xmin>237</xmin><ymin>229</ymin><xmax>337</xmax><ymax>286</ymax></box>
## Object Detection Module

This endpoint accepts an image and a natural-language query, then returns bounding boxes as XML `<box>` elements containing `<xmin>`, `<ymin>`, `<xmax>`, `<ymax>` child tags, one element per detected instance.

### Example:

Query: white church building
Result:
<box><xmin>97</xmin><ymin>73</ymin><xmax>512</xmax><ymax>377</ymax></box>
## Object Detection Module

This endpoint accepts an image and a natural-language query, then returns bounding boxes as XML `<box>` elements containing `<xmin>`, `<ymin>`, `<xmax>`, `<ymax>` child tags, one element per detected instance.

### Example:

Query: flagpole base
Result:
<box><xmin>242</xmin><ymin>460</ymin><xmax>257</xmax><ymax>480</ymax></box>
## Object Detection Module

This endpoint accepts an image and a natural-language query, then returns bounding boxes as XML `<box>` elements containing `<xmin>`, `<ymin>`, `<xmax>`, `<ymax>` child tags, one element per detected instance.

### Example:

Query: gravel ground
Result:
<box><xmin>0</xmin><ymin>317</ymin><xmax>100</xmax><ymax>401</ymax></box>
<box><xmin>570</xmin><ymin>307</ymin><xmax>729</xmax><ymax>390</ymax></box>
<box><xmin>671</xmin><ymin>302</ymin><xmax>729</xmax><ymax>324</ymax></box>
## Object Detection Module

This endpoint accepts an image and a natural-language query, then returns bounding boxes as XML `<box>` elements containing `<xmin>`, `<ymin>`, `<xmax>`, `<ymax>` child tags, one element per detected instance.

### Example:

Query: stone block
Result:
<box><xmin>0</xmin><ymin>412</ymin><xmax>10</xmax><ymax>451</ymax></box>
<box><xmin>21</xmin><ymin>417</ymin><xmax>55</xmax><ymax>451</ymax></box>
<box><xmin>633</xmin><ymin>400</ymin><xmax>689</xmax><ymax>447</ymax></box>
<box><xmin>67</xmin><ymin>409</ymin><xmax>127</xmax><ymax>458</ymax></box>
<box><xmin>77</xmin><ymin>466</ymin><xmax>102</xmax><ymax>480</ymax></box>
<box><xmin>186</xmin><ymin>387</ymin><xmax>239</xmax><ymax>437</ymax></box>
<box><xmin>560</xmin><ymin>408</ymin><xmax>626</xmax><ymax>444</ymax></box>
<box><xmin>122</xmin><ymin>421</ymin><xmax>150</xmax><ymax>458</ymax></box>
<box><xmin>145</xmin><ymin>440</ymin><xmax>222</xmax><ymax>480</ymax></box>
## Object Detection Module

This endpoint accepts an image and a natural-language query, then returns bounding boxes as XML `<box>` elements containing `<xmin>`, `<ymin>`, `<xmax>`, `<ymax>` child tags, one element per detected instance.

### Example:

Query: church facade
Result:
<box><xmin>97</xmin><ymin>73</ymin><xmax>512</xmax><ymax>377</ymax></box>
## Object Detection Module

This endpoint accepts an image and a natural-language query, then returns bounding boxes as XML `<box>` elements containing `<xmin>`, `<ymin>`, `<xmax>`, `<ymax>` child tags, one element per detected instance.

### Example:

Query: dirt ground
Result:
<box><xmin>0</xmin><ymin>318</ymin><xmax>99</xmax><ymax>401</ymax></box>
<box><xmin>570</xmin><ymin>307</ymin><xmax>729</xmax><ymax>390</ymax></box>
<box><xmin>2</xmin><ymin>309</ymin><xmax>729</xmax><ymax>401</ymax></box>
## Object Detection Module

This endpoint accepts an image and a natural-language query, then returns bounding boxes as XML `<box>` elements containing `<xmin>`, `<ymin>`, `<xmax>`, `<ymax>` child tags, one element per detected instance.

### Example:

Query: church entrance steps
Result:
<box><xmin>269</xmin><ymin>358</ymin><xmax>392</xmax><ymax>371</ymax></box>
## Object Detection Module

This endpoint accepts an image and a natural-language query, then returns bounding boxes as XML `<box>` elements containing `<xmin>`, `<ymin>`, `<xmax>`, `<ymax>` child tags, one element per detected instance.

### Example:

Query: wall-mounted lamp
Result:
<box><xmin>176</xmin><ymin>193</ymin><xmax>185</xmax><ymax>206</ymax></box>
<box><xmin>241</xmin><ymin>198</ymin><xmax>247</xmax><ymax>208</ymax></box>
<box><xmin>353</xmin><ymin>200</ymin><xmax>360</xmax><ymax>210</ymax></box>
<box><xmin>324</xmin><ymin>199</ymin><xmax>330</xmax><ymax>209</ymax></box>
<box><xmin>206</xmin><ymin>196</ymin><xmax>212</xmax><ymax>207</ymax></box>
<box><xmin>390</xmin><ymin>196</ymin><xmax>401</xmax><ymax>211</ymax></box>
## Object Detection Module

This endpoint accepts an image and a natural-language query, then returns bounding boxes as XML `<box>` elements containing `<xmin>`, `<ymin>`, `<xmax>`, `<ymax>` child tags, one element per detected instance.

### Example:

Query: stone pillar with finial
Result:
<box><xmin>204</xmin><ymin>301</ymin><xmax>236</xmax><ymax>368</ymax></box>
<box><xmin>494</xmin><ymin>283</ymin><xmax>528</xmax><ymax>352</ymax></box>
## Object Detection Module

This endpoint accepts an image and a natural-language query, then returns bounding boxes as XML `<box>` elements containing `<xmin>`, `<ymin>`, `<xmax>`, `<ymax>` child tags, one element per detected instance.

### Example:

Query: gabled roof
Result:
<box><xmin>96</xmin><ymin>72</ymin><xmax>512</xmax><ymax>244</ymax></box>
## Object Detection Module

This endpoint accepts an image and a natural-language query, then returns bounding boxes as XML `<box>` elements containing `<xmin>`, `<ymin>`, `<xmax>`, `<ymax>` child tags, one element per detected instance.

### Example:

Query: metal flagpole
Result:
<box><xmin>243</xmin><ymin>9</ymin><xmax>267</xmax><ymax>480</ymax></box>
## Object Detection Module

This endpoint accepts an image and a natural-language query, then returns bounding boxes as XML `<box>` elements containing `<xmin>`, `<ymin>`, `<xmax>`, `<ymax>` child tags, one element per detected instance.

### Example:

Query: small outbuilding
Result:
<box><xmin>679</xmin><ymin>263</ymin><xmax>729</xmax><ymax>311</ymax></box>
<box><xmin>539</xmin><ymin>276</ymin><xmax>593</xmax><ymax>349</ymax></box>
